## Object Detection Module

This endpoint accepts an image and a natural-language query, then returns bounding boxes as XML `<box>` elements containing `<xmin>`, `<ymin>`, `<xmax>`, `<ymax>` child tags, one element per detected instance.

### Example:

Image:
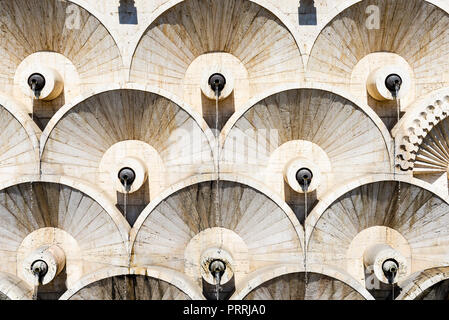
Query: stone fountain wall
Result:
<box><xmin>0</xmin><ymin>0</ymin><xmax>448</xmax><ymax>300</ymax></box>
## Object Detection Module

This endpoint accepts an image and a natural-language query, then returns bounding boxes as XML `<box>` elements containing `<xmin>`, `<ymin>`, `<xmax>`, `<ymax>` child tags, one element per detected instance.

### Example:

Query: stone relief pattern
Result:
<box><xmin>0</xmin><ymin>0</ymin><xmax>447</xmax><ymax>300</ymax></box>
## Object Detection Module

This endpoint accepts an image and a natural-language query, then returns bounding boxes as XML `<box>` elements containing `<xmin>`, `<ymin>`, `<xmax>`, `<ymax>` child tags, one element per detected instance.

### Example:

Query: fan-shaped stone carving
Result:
<box><xmin>398</xmin><ymin>266</ymin><xmax>449</xmax><ymax>300</ymax></box>
<box><xmin>308</xmin><ymin>180</ymin><xmax>449</xmax><ymax>283</ymax></box>
<box><xmin>0</xmin><ymin>0</ymin><xmax>122</xmax><ymax>96</ymax></box>
<box><xmin>308</xmin><ymin>0</ymin><xmax>449</xmax><ymax>98</ymax></box>
<box><xmin>0</xmin><ymin>0</ymin><xmax>448</xmax><ymax>301</ymax></box>
<box><xmin>0</xmin><ymin>101</ymin><xmax>39</xmax><ymax>183</ymax></box>
<box><xmin>130</xmin><ymin>0</ymin><xmax>303</xmax><ymax>106</ymax></box>
<box><xmin>0</xmin><ymin>181</ymin><xmax>128</xmax><ymax>285</ymax></box>
<box><xmin>131</xmin><ymin>177</ymin><xmax>303</xmax><ymax>285</ymax></box>
<box><xmin>394</xmin><ymin>89</ymin><xmax>449</xmax><ymax>171</ymax></box>
<box><xmin>0</xmin><ymin>272</ymin><xmax>33</xmax><ymax>300</ymax></box>
<box><xmin>41</xmin><ymin>87</ymin><xmax>214</xmax><ymax>204</ymax></box>
<box><xmin>68</xmin><ymin>274</ymin><xmax>190</xmax><ymax>300</ymax></box>
<box><xmin>416</xmin><ymin>280</ymin><xmax>449</xmax><ymax>300</ymax></box>
<box><xmin>243</xmin><ymin>272</ymin><xmax>365</xmax><ymax>300</ymax></box>
<box><xmin>413</xmin><ymin>117</ymin><xmax>449</xmax><ymax>174</ymax></box>
<box><xmin>221</xmin><ymin>88</ymin><xmax>392</xmax><ymax>199</ymax></box>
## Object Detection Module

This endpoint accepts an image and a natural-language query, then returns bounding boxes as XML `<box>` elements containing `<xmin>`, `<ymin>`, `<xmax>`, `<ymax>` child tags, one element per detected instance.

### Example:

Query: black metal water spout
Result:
<box><xmin>118</xmin><ymin>167</ymin><xmax>136</xmax><ymax>192</ymax></box>
<box><xmin>296</xmin><ymin>168</ymin><xmax>313</xmax><ymax>192</ymax></box>
<box><xmin>385</xmin><ymin>74</ymin><xmax>402</xmax><ymax>98</ymax></box>
<box><xmin>209</xmin><ymin>259</ymin><xmax>226</xmax><ymax>300</ymax></box>
<box><xmin>208</xmin><ymin>73</ymin><xmax>226</xmax><ymax>97</ymax></box>
<box><xmin>31</xmin><ymin>260</ymin><xmax>48</xmax><ymax>283</ymax></box>
<box><xmin>382</xmin><ymin>259</ymin><xmax>399</xmax><ymax>284</ymax></box>
<box><xmin>209</xmin><ymin>260</ymin><xmax>226</xmax><ymax>282</ymax></box>
<box><xmin>28</xmin><ymin>73</ymin><xmax>46</xmax><ymax>99</ymax></box>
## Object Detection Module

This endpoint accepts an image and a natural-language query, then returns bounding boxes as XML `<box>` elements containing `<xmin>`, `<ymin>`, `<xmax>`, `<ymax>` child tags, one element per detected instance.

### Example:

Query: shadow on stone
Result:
<box><xmin>298</xmin><ymin>0</ymin><xmax>317</xmax><ymax>26</ymax></box>
<box><xmin>119</xmin><ymin>0</ymin><xmax>138</xmax><ymax>25</ymax></box>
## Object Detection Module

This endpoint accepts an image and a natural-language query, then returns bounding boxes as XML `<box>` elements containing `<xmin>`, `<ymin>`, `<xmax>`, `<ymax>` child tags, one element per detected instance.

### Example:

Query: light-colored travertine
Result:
<box><xmin>221</xmin><ymin>87</ymin><xmax>392</xmax><ymax>200</ymax></box>
<box><xmin>129</xmin><ymin>0</ymin><xmax>304</xmax><ymax>112</ymax></box>
<box><xmin>308</xmin><ymin>178</ymin><xmax>449</xmax><ymax>287</ymax></box>
<box><xmin>131</xmin><ymin>177</ymin><xmax>303</xmax><ymax>288</ymax></box>
<box><xmin>0</xmin><ymin>0</ymin><xmax>124</xmax><ymax>112</ymax></box>
<box><xmin>0</xmin><ymin>181</ymin><xmax>128</xmax><ymax>289</ymax></box>
<box><xmin>0</xmin><ymin>0</ymin><xmax>448</xmax><ymax>300</ymax></box>
<box><xmin>40</xmin><ymin>85</ymin><xmax>214</xmax><ymax>202</ymax></box>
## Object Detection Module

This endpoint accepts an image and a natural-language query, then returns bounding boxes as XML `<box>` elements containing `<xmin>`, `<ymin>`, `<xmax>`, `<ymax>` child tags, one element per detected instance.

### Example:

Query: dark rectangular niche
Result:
<box><xmin>119</xmin><ymin>0</ymin><xmax>138</xmax><ymax>25</ymax></box>
<box><xmin>298</xmin><ymin>0</ymin><xmax>317</xmax><ymax>25</ymax></box>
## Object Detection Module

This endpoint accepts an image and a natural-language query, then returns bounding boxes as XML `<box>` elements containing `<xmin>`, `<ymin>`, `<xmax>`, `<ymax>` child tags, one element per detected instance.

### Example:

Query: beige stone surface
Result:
<box><xmin>0</xmin><ymin>181</ymin><xmax>128</xmax><ymax>290</ymax></box>
<box><xmin>129</xmin><ymin>0</ymin><xmax>304</xmax><ymax>108</ymax></box>
<box><xmin>0</xmin><ymin>0</ymin><xmax>124</xmax><ymax>109</ymax></box>
<box><xmin>346</xmin><ymin>226</ymin><xmax>411</xmax><ymax>285</ymax></box>
<box><xmin>131</xmin><ymin>178</ymin><xmax>303</xmax><ymax>288</ymax></box>
<box><xmin>307</xmin><ymin>0</ymin><xmax>449</xmax><ymax>110</ymax></box>
<box><xmin>14</xmin><ymin>52</ymin><xmax>81</xmax><ymax>113</ymax></box>
<box><xmin>68</xmin><ymin>274</ymin><xmax>191</xmax><ymax>300</ymax></box>
<box><xmin>40</xmin><ymin>87</ymin><xmax>214</xmax><ymax>202</ymax></box>
<box><xmin>308</xmin><ymin>179</ymin><xmax>449</xmax><ymax>287</ymax></box>
<box><xmin>232</xmin><ymin>263</ymin><xmax>373</xmax><ymax>300</ymax></box>
<box><xmin>221</xmin><ymin>88</ymin><xmax>392</xmax><ymax>200</ymax></box>
<box><xmin>243</xmin><ymin>272</ymin><xmax>365</xmax><ymax>300</ymax></box>
<box><xmin>0</xmin><ymin>272</ymin><xmax>33</xmax><ymax>300</ymax></box>
<box><xmin>397</xmin><ymin>266</ymin><xmax>449</xmax><ymax>300</ymax></box>
<box><xmin>0</xmin><ymin>0</ymin><xmax>449</xmax><ymax>300</ymax></box>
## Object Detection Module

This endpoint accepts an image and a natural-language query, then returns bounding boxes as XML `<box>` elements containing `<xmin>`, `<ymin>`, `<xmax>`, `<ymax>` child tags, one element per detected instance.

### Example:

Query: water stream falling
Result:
<box><xmin>214</xmin><ymin>85</ymin><xmax>225</xmax><ymax>253</ymax></box>
<box><xmin>32</xmin><ymin>273</ymin><xmax>39</xmax><ymax>300</ymax></box>
<box><xmin>296</xmin><ymin>168</ymin><xmax>312</xmax><ymax>295</ymax></box>
<box><xmin>383</xmin><ymin>259</ymin><xmax>398</xmax><ymax>300</ymax></box>
<box><xmin>303</xmin><ymin>179</ymin><xmax>308</xmax><ymax>291</ymax></box>
<box><xmin>123</xmin><ymin>183</ymin><xmax>128</xmax><ymax>300</ymax></box>
<box><xmin>29</xmin><ymin>181</ymin><xmax>36</xmax><ymax>298</ymax></box>
<box><xmin>118</xmin><ymin>167</ymin><xmax>135</xmax><ymax>224</ymax></box>
<box><xmin>210</xmin><ymin>259</ymin><xmax>225</xmax><ymax>301</ymax></box>
<box><xmin>392</xmin><ymin>82</ymin><xmax>401</xmax><ymax>301</ymax></box>
<box><xmin>394</xmin><ymin>87</ymin><xmax>401</xmax><ymax>210</ymax></box>
<box><xmin>29</xmin><ymin>182</ymin><xmax>37</xmax><ymax>300</ymax></box>
<box><xmin>29</xmin><ymin>73</ymin><xmax>46</xmax><ymax>122</ymax></box>
<box><xmin>208</xmin><ymin>74</ymin><xmax>227</xmax><ymax>300</ymax></box>
<box><xmin>31</xmin><ymin>84</ymin><xmax>37</xmax><ymax>122</ymax></box>
<box><xmin>31</xmin><ymin>260</ymin><xmax>47</xmax><ymax>300</ymax></box>
<box><xmin>215</xmin><ymin>87</ymin><xmax>220</xmax><ymax>228</ymax></box>
<box><xmin>123</xmin><ymin>275</ymin><xmax>129</xmax><ymax>300</ymax></box>
<box><xmin>214</xmin><ymin>88</ymin><xmax>224</xmax><ymax>300</ymax></box>
<box><xmin>214</xmin><ymin>272</ymin><xmax>221</xmax><ymax>301</ymax></box>
<box><xmin>391</xmin><ymin>282</ymin><xmax>394</xmax><ymax>300</ymax></box>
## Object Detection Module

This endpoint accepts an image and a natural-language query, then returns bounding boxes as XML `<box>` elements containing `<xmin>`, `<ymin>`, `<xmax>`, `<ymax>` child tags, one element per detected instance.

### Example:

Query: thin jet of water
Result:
<box><xmin>392</xmin><ymin>282</ymin><xmax>394</xmax><ymax>300</ymax></box>
<box><xmin>29</xmin><ymin>182</ymin><xmax>33</xmax><ymax>215</ymax></box>
<box><xmin>215</xmin><ymin>272</ymin><xmax>221</xmax><ymax>301</ymax></box>
<box><xmin>395</xmin><ymin>88</ymin><xmax>401</xmax><ymax>207</ymax></box>
<box><xmin>124</xmin><ymin>180</ymin><xmax>128</xmax><ymax>223</ymax></box>
<box><xmin>32</xmin><ymin>273</ymin><xmax>39</xmax><ymax>300</ymax></box>
<box><xmin>215</xmin><ymin>87</ymin><xmax>220</xmax><ymax>216</ymax></box>
<box><xmin>392</xmin><ymin>85</ymin><xmax>401</xmax><ymax>301</ymax></box>
<box><xmin>123</xmin><ymin>275</ymin><xmax>129</xmax><ymax>300</ymax></box>
<box><xmin>214</xmin><ymin>88</ymin><xmax>223</xmax><ymax>248</ymax></box>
